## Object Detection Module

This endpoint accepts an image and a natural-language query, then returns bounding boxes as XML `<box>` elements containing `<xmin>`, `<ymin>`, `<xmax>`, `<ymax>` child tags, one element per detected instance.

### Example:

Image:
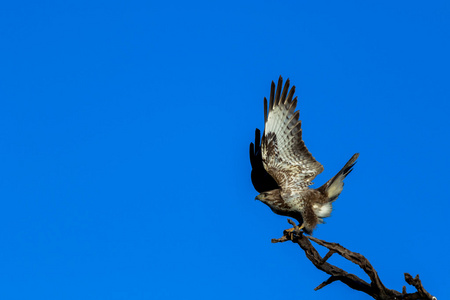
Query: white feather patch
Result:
<box><xmin>313</xmin><ymin>202</ymin><xmax>332</xmax><ymax>218</ymax></box>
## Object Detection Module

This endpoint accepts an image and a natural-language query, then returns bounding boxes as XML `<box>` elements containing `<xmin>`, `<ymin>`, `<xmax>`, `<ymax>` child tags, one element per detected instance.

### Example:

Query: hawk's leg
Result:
<box><xmin>284</xmin><ymin>219</ymin><xmax>304</xmax><ymax>236</ymax></box>
<box><xmin>285</xmin><ymin>223</ymin><xmax>304</xmax><ymax>233</ymax></box>
<box><xmin>272</xmin><ymin>220</ymin><xmax>304</xmax><ymax>243</ymax></box>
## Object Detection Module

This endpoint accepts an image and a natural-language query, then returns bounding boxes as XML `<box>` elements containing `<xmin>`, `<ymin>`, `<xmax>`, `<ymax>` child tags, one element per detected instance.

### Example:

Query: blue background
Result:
<box><xmin>1</xmin><ymin>1</ymin><xmax>448</xmax><ymax>299</ymax></box>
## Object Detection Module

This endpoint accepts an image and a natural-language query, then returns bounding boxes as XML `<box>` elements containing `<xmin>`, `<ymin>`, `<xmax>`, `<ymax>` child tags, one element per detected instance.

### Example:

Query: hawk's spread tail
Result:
<box><xmin>319</xmin><ymin>153</ymin><xmax>359</xmax><ymax>202</ymax></box>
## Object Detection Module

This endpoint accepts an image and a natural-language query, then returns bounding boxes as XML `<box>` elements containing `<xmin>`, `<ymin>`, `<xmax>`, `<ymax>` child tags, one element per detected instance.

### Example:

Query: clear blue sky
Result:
<box><xmin>1</xmin><ymin>1</ymin><xmax>449</xmax><ymax>299</ymax></box>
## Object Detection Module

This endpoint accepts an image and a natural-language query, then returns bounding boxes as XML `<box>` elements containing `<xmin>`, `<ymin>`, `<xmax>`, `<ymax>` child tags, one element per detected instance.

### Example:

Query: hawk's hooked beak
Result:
<box><xmin>255</xmin><ymin>195</ymin><xmax>260</xmax><ymax>201</ymax></box>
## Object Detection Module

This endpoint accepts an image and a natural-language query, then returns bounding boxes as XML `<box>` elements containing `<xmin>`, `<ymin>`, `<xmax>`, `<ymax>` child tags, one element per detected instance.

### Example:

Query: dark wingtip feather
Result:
<box><xmin>269</xmin><ymin>81</ymin><xmax>275</xmax><ymax>111</ymax></box>
<box><xmin>249</xmin><ymin>142</ymin><xmax>256</xmax><ymax>166</ymax></box>
<box><xmin>280</xmin><ymin>78</ymin><xmax>290</xmax><ymax>105</ymax></box>
<box><xmin>274</xmin><ymin>76</ymin><xmax>283</xmax><ymax>106</ymax></box>
<box><xmin>341</xmin><ymin>153</ymin><xmax>360</xmax><ymax>177</ymax></box>
<box><xmin>254</xmin><ymin>128</ymin><xmax>261</xmax><ymax>152</ymax></box>
<box><xmin>286</xmin><ymin>84</ymin><xmax>296</xmax><ymax>104</ymax></box>
<box><xmin>264</xmin><ymin>97</ymin><xmax>268</xmax><ymax>124</ymax></box>
<box><xmin>249</xmin><ymin>129</ymin><xmax>264</xmax><ymax>168</ymax></box>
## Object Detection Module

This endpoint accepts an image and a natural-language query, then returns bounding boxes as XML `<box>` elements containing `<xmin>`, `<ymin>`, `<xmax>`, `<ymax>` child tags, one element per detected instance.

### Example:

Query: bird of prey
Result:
<box><xmin>250</xmin><ymin>76</ymin><xmax>359</xmax><ymax>234</ymax></box>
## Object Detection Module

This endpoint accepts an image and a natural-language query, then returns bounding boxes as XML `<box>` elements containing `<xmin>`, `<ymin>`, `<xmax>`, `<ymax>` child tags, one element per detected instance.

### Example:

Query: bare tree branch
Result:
<box><xmin>271</xmin><ymin>219</ymin><xmax>436</xmax><ymax>300</ymax></box>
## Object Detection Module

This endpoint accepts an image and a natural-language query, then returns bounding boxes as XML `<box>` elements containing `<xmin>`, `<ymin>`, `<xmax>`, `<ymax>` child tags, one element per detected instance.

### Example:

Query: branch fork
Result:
<box><xmin>271</xmin><ymin>219</ymin><xmax>436</xmax><ymax>300</ymax></box>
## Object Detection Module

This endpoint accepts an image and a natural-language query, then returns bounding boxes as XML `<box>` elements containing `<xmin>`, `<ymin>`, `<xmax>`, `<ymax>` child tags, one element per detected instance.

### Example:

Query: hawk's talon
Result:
<box><xmin>284</xmin><ymin>223</ymin><xmax>305</xmax><ymax>238</ymax></box>
<box><xmin>295</xmin><ymin>224</ymin><xmax>305</xmax><ymax>235</ymax></box>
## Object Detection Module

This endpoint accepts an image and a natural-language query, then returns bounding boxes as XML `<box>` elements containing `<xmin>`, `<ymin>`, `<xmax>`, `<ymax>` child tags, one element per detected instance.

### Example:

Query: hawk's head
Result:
<box><xmin>255</xmin><ymin>189</ymin><xmax>282</xmax><ymax>205</ymax></box>
<box><xmin>255</xmin><ymin>189</ymin><xmax>291</xmax><ymax>215</ymax></box>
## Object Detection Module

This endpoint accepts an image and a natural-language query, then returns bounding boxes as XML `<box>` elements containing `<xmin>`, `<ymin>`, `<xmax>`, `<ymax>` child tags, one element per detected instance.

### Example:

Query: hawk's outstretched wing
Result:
<box><xmin>250</xmin><ymin>128</ymin><xmax>279</xmax><ymax>193</ymax></box>
<box><xmin>261</xmin><ymin>76</ymin><xmax>323</xmax><ymax>192</ymax></box>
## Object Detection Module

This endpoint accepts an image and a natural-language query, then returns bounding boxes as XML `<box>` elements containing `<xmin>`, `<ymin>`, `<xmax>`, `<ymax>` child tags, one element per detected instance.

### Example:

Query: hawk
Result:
<box><xmin>250</xmin><ymin>76</ymin><xmax>359</xmax><ymax>234</ymax></box>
